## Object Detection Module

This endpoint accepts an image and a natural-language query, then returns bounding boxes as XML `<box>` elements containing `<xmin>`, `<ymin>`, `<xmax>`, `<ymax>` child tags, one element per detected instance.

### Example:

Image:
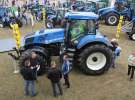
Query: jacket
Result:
<box><xmin>61</xmin><ymin>60</ymin><xmax>70</xmax><ymax>75</ymax></box>
<box><xmin>20</xmin><ymin>67</ymin><xmax>37</xmax><ymax>81</ymax></box>
<box><xmin>30</xmin><ymin>56</ymin><xmax>41</xmax><ymax>67</ymax></box>
<box><xmin>47</xmin><ymin>68</ymin><xmax>62</xmax><ymax>83</ymax></box>
<box><xmin>115</xmin><ymin>46</ymin><xmax>122</xmax><ymax>56</ymax></box>
<box><xmin>128</xmin><ymin>54</ymin><xmax>135</xmax><ymax>66</ymax></box>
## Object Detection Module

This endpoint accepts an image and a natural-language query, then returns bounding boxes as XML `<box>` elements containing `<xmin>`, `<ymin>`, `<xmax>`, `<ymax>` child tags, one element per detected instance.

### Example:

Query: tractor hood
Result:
<box><xmin>25</xmin><ymin>28</ymin><xmax>65</xmax><ymax>45</ymax></box>
<box><xmin>98</xmin><ymin>7</ymin><xmax>114</xmax><ymax>15</ymax></box>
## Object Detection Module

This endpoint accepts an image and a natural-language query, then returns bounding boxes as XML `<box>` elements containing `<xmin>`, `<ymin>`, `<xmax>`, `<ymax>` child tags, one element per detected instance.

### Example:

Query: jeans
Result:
<box><xmin>128</xmin><ymin>65</ymin><xmax>135</xmax><ymax>80</ymax></box>
<box><xmin>24</xmin><ymin>80</ymin><xmax>36</xmax><ymax>96</ymax></box>
<box><xmin>64</xmin><ymin>74</ymin><xmax>70</xmax><ymax>88</ymax></box>
<box><xmin>51</xmin><ymin>81</ymin><xmax>63</xmax><ymax>97</ymax></box>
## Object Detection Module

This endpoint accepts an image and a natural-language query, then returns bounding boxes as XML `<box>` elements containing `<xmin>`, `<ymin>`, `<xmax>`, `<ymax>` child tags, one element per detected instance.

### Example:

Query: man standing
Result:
<box><xmin>128</xmin><ymin>52</ymin><xmax>135</xmax><ymax>81</ymax></box>
<box><xmin>20</xmin><ymin>59</ymin><xmax>38</xmax><ymax>97</ymax></box>
<box><xmin>61</xmin><ymin>54</ymin><xmax>71</xmax><ymax>88</ymax></box>
<box><xmin>47</xmin><ymin>61</ymin><xmax>63</xmax><ymax>97</ymax></box>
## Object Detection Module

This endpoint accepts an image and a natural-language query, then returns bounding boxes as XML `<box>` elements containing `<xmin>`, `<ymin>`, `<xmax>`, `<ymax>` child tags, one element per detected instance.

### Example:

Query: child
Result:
<box><xmin>20</xmin><ymin>59</ymin><xmax>37</xmax><ymax>97</ymax></box>
<box><xmin>47</xmin><ymin>61</ymin><xmax>63</xmax><ymax>97</ymax></box>
<box><xmin>61</xmin><ymin>53</ymin><xmax>71</xmax><ymax>88</ymax></box>
<box><xmin>128</xmin><ymin>52</ymin><xmax>135</xmax><ymax>81</ymax></box>
<box><xmin>111</xmin><ymin>38</ymin><xmax>122</xmax><ymax>68</ymax></box>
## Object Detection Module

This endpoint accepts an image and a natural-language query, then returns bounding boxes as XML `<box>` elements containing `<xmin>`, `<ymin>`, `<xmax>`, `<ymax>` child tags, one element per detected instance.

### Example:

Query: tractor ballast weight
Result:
<box><xmin>19</xmin><ymin>12</ymin><xmax>114</xmax><ymax>75</ymax></box>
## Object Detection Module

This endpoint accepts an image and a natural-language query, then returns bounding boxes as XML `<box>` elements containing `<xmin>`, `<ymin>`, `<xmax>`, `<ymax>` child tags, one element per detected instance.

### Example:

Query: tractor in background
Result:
<box><xmin>98</xmin><ymin>0</ymin><xmax>135</xmax><ymax>26</ymax></box>
<box><xmin>0</xmin><ymin>6</ymin><xmax>23</xmax><ymax>28</ymax></box>
<box><xmin>121</xmin><ymin>17</ymin><xmax>135</xmax><ymax>40</ymax></box>
<box><xmin>17</xmin><ymin>12</ymin><xmax>114</xmax><ymax>75</ymax></box>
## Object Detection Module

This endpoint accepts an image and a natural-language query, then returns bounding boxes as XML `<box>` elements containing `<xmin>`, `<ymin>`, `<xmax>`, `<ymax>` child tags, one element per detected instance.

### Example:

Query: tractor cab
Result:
<box><xmin>64</xmin><ymin>12</ymin><xmax>98</xmax><ymax>48</ymax></box>
<box><xmin>114</xmin><ymin>0</ymin><xmax>128</xmax><ymax>11</ymax></box>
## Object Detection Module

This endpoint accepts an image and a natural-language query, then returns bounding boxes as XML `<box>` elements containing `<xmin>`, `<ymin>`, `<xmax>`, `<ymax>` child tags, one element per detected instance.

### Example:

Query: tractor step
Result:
<box><xmin>67</xmin><ymin>52</ymin><xmax>74</xmax><ymax>57</ymax></box>
<box><xmin>65</xmin><ymin>48</ymin><xmax>75</xmax><ymax>67</ymax></box>
<box><xmin>66</xmin><ymin>48</ymin><xmax>76</xmax><ymax>52</ymax></box>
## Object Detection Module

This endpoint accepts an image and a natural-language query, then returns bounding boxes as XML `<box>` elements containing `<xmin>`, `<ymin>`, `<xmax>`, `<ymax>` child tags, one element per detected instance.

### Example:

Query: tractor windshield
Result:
<box><xmin>69</xmin><ymin>20</ymin><xmax>96</xmax><ymax>40</ymax></box>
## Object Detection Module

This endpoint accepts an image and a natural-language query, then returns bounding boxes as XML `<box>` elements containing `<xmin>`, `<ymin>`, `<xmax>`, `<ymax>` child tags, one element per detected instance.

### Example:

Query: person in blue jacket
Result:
<box><xmin>111</xmin><ymin>38</ymin><xmax>122</xmax><ymax>68</ymax></box>
<box><xmin>61</xmin><ymin>53</ymin><xmax>71</xmax><ymax>88</ymax></box>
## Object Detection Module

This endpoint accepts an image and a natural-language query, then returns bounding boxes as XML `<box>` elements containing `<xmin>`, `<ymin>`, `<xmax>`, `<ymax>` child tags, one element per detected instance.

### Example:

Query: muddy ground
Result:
<box><xmin>0</xmin><ymin>22</ymin><xmax>135</xmax><ymax>100</ymax></box>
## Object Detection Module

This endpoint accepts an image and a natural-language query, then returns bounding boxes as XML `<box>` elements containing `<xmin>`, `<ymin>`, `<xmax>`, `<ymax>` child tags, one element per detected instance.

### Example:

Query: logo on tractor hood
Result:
<box><xmin>25</xmin><ymin>28</ymin><xmax>65</xmax><ymax>45</ymax></box>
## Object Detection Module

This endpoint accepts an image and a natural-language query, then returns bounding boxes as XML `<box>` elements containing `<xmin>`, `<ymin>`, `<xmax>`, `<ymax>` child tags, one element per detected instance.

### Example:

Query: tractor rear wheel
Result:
<box><xmin>19</xmin><ymin>47</ymin><xmax>48</xmax><ymax>75</ymax></box>
<box><xmin>105</xmin><ymin>13</ymin><xmax>119</xmax><ymax>26</ymax></box>
<box><xmin>46</xmin><ymin>19</ymin><xmax>54</xmax><ymax>29</ymax></box>
<box><xmin>78</xmin><ymin>45</ymin><xmax>113</xmax><ymax>75</ymax></box>
<box><xmin>129</xmin><ymin>27</ymin><xmax>135</xmax><ymax>41</ymax></box>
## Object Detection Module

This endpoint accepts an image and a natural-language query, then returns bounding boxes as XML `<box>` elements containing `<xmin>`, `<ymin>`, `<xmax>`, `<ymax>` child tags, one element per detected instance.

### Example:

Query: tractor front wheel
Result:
<box><xmin>78</xmin><ymin>45</ymin><xmax>113</xmax><ymax>75</ymax></box>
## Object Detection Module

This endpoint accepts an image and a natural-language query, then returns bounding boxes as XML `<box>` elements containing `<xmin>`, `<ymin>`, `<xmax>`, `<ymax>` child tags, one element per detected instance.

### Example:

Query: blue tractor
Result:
<box><xmin>128</xmin><ymin>18</ymin><xmax>135</xmax><ymax>40</ymax></box>
<box><xmin>19</xmin><ymin>12</ymin><xmax>114</xmax><ymax>75</ymax></box>
<box><xmin>98</xmin><ymin>0</ymin><xmax>135</xmax><ymax>26</ymax></box>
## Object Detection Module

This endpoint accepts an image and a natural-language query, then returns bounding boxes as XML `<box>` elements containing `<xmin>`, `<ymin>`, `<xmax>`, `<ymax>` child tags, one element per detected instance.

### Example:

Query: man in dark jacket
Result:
<box><xmin>47</xmin><ymin>61</ymin><xmax>63</xmax><ymax>97</ymax></box>
<box><xmin>20</xmin><ymin>59</ymin><xmax>37</xmax><ymax>97</ymax></box>
<box><xmin>30</xmin><ymin>51</ymin><xmax>41</xmax><ymax>75</ymax></box>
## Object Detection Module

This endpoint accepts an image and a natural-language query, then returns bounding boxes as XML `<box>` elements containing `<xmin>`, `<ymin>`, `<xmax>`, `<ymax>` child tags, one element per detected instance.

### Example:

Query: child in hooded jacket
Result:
<box><xmin>128</xmin><ymin>52</ymin><xmax>135</xmax><ymax>80</ymax></box>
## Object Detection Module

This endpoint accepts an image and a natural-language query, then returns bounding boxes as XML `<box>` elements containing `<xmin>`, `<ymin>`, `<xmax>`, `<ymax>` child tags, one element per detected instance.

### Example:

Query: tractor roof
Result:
<box><xmin>65</xmin><ymin>12</ymin><xmax>99</xmax><ymax>20</ymax></box>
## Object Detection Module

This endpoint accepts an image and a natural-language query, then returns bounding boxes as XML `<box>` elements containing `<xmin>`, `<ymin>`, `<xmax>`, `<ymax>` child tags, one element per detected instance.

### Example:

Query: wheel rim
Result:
<box><xmin>47</xmin><ymin>22</ymin><xmax>53</xmax><ymax>28</ymax></box>
<box><xmin>86</xmin><ymin>52</ymin><xmax>107</xmax><ymax>70</ymax></box>
<box><xmin>132</xmin><ymin>34</ymin><xmax>135</xmax><ymax>40</ymax></box>
<box><xmin>0</xmin><ymin>24</ymin><xmax>3</xmax><ymax>28</ymax></box>
<box><xmin>108</xmin><ymin>16</ymin><xmax>117</xmax><ymax>25</ymax></box>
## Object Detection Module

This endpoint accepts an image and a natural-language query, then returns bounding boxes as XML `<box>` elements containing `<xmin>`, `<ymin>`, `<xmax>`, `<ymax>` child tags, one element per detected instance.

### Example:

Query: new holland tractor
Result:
<box><xmin>18</xmin><ymin>12</ymin><xmax>114</xmax><ymax>75</ymax></box>
<box><xmin>98</xmin><ymin>0</ymin><xmax>135</xmax><ymax>26</ymax></box>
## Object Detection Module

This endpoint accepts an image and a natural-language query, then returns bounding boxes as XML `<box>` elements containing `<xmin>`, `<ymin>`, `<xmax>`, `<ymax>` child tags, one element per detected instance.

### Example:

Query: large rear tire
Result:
<box><xmin>129</xmin><ymin>27</ymin><xmax>135</xmax><ymax>41</ymax></box>
<box><xmin>105</xmin><ymin>13</ymin><xmax>119</xmax><ymax>26</ymax></box>
<box><xmin>78</xmin><ymin>45</ymin><xmax>113</xmax><ymax>75</ymax></box>
<box><xmin>46</xmin><ymin>19</ymin><xmax>54</xmax><ymax>29</ymax></box>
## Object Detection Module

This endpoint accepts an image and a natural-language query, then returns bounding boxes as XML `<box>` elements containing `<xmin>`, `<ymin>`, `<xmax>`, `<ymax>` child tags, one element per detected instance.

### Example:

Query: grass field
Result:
<box><xmin>0</xmin><ymin>23</ymin><xmax>135</xmax><ymax>100</ymax></box>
